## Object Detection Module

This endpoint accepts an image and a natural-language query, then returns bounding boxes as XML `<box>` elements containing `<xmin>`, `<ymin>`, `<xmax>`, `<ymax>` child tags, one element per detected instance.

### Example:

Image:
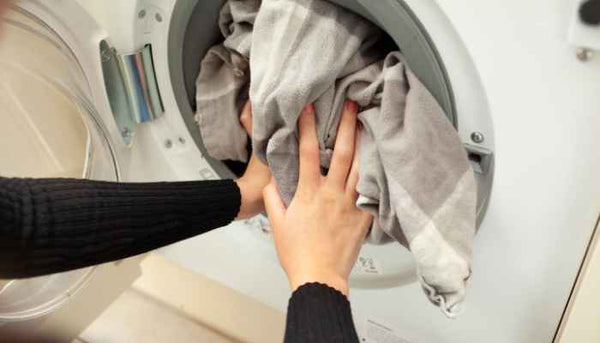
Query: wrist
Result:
<box><xmin>234</xmin><ymin>154</ymin><xmax>270</xmax><ymax>220</ymax></box>
<box><xmin>235</xmin><ymin>178</ymin><xmax>262</xmax><ymax>220</ymax></box>
<box><xmin>290</xmin><ymin>273</ymin><xmax>349</xmax><ymax>296</ymax></box>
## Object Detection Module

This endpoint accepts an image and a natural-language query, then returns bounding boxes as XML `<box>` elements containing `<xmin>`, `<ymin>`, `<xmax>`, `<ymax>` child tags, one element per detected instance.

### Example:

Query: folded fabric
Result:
<box><xmin>195</xmin><ymin>0</ymin><xmax>477</xmax><ymax>317</ymax></box>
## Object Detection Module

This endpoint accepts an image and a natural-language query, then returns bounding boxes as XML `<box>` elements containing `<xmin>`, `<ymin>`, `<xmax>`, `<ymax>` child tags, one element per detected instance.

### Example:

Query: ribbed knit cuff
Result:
<box><xmin>285</xmin><ymin>283</ymin><xmax>359</xmax><ymax>343</ymax></box>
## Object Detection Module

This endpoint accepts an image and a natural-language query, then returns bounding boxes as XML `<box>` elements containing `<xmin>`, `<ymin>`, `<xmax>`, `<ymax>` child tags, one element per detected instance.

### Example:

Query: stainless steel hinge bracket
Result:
<box><xmin>100</xmin><ymin>40</ymin><xmax>164</xmax><ymax>146</ymax></box>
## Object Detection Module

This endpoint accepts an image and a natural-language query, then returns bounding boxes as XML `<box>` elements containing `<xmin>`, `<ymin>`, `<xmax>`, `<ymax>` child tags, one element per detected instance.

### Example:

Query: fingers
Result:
<box><xmin>298</xmin><ymin>105</ymin><xmax>321</xmax><ymax>193</ymax></box>
<box><xmin>345</xmin><ymin>125</ymin><xmax>361</xmax><ymax>199</ymax></box>
<box><xmin>263</xmin><ymin>178</ymin><xmax>286</xmax><ymax>227</ymax></box>
<box><xmin>357</xmin><ymin>212</ymin><xmax>374</xmax><ymax>239</ymax></box>
<box><xmin>327</xmin><ymin>101</ymin><xmax>358</xmax><ymax>190</ymax></box>
<box><xmin>240</xmin><ymin>101</ymin><xmax>252</xmax><ymax>135</ymax></box>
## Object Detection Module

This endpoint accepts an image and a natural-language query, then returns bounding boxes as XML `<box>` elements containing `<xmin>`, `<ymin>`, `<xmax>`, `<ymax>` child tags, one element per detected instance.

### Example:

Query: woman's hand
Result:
<box><xmin>263</xmin><ymin>101</ymin><xmax>373</xmax><ymax>296</ymax></box>
<box><xmin>235</xmin><ymin>101</ymin><xmax>272</xmax><ymax>220</ymax></box>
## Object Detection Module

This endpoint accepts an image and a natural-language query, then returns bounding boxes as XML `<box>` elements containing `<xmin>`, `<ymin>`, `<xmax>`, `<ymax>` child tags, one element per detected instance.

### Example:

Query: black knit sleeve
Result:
<box><xmin>285</xmin><ymin>283</ymin><xmax>359</xmax><ymax>343</ymax></box>
<box><xmin>0</xmin><ymin>177</ymin><xmax>241</xmax><ymax>279</ymax></box>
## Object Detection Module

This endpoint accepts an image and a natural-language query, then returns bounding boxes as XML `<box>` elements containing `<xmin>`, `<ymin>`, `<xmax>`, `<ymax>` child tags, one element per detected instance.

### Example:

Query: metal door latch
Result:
<box><xmin>100</xmin><ymin>41</ymin><xmax>164</xmax><ymax>146</ymax></box>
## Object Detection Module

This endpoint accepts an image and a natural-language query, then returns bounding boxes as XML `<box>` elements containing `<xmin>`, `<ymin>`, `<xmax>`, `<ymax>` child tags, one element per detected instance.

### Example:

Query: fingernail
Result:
<box><xmin>303</xmin><ymin>104</ymin><xmax>314</xmax><ymax>113</ymax></box>
<box><xmin>345</xmin><ymin>100</ymin><xmax>357</xmax><ymax>111</ymax></box>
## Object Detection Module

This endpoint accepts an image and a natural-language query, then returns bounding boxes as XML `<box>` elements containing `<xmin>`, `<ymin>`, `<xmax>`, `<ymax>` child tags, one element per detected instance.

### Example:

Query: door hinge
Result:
<box><xmin>100</xmin><ymin>40</ymin><xmax>164</xmax><ymax>146</ymax></box>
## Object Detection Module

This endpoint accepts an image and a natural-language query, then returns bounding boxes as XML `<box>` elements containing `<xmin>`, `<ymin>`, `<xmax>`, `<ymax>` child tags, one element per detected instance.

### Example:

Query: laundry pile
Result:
<box><xmin>195</xmin><ymin>0</ymin><xmax>477</xmax><ymax>316</ymax></box>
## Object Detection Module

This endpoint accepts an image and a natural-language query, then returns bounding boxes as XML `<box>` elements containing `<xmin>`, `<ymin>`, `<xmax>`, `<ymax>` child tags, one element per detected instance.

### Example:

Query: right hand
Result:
<box><xmin>263</xmin><ymin>101</ymin><xmax>373</xmax><ymax>296</ymax></box>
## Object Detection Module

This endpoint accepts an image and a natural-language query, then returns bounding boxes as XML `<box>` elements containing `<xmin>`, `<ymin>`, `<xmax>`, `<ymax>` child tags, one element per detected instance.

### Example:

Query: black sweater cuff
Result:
<box><xmin>285</xmin><ymin>283</ymin><xmax>359</xmax><ymax>343</ymax></box>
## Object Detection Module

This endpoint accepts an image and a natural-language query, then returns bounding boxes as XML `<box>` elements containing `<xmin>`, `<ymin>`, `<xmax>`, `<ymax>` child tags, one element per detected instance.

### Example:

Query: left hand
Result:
<box><xmin>235</xmin><ymin>101</ymin><xmax>271</xmax><ymax>220</ymax></box>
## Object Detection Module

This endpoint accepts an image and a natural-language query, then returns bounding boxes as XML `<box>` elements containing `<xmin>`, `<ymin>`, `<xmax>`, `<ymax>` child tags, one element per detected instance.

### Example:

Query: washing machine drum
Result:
<box><xmin>171</xmin><ymin>0</ymin><xmax>495</xmax><ymax>221</ymax></box>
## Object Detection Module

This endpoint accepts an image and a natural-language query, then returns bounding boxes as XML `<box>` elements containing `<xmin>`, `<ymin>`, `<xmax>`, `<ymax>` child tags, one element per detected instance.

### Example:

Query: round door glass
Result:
<box><xmin>0</xmin><ymin>6</ymin><xmax>119</xmax><ymax>321</ymax></box>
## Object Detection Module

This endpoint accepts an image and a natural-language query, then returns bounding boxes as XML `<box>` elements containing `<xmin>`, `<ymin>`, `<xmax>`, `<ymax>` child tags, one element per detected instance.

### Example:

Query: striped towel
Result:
<box><xmin>196</xmin><ymin>0</ymin><xmax>477</xmax><ymax>317</ymax></box>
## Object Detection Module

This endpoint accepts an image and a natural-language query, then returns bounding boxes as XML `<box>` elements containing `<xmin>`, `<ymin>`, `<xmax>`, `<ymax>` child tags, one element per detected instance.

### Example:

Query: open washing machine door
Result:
<box><xmin>0</xmin><ymin>2</ymin><xmax>152</xmax><ymax>340</ymax></box>
<box><xmin>0</xmin><ymin>4</ymin><xmax>117</xmax><ymax>323</ymax></box>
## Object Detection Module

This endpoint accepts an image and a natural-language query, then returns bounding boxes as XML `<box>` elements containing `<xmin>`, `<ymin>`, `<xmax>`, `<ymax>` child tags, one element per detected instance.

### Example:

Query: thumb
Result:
<box><xmin>263</xmin><ymin>178</ymin><xmax>286</xmax><ymax>228</ymax></box>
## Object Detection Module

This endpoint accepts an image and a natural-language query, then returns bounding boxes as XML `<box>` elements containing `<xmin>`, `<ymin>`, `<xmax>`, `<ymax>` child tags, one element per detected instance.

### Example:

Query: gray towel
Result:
<box><xmin>196</xmin><ymin>0</ymin><xmax>477</xmax><ymax>317</ymax></box>
<box><xmin>195</xmin><ymin>0</ymin><xmax>261</xmax><ymax>162</ymax></box>
<box><xmin>354</xmin><ymin>54</ymin><xmax>477</xmax><ymax>316</ymax></box>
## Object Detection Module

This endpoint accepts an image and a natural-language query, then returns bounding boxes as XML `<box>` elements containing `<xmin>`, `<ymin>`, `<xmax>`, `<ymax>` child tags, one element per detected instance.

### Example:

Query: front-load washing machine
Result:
<box><xmin>1</xmin><ymin>0</ymin><xmax>599</xmax><ymax>342</ymax></box>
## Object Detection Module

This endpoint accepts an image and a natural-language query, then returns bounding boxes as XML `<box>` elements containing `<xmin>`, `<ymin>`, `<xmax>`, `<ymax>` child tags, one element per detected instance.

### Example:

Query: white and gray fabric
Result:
<box><xmin>195</xmin><ymin>0</ymin><xmax>477</xmax><ymax>317</ymax></box>
<box><xmin>195</xmin><ymin>0</ymin><xmax>260</xmax><ymax>162</ymax></box>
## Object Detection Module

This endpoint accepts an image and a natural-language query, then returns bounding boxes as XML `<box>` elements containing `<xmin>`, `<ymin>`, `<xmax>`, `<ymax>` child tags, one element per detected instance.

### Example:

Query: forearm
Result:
<box><xmin>0</xmin><ymin>177</ymin><xmax>241</xmax><ymax>279</ymax></box>
<box><xmin>285</xmin><ymin>283</ymin><xmax>359</xmax><ymax>343</ymax></box>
